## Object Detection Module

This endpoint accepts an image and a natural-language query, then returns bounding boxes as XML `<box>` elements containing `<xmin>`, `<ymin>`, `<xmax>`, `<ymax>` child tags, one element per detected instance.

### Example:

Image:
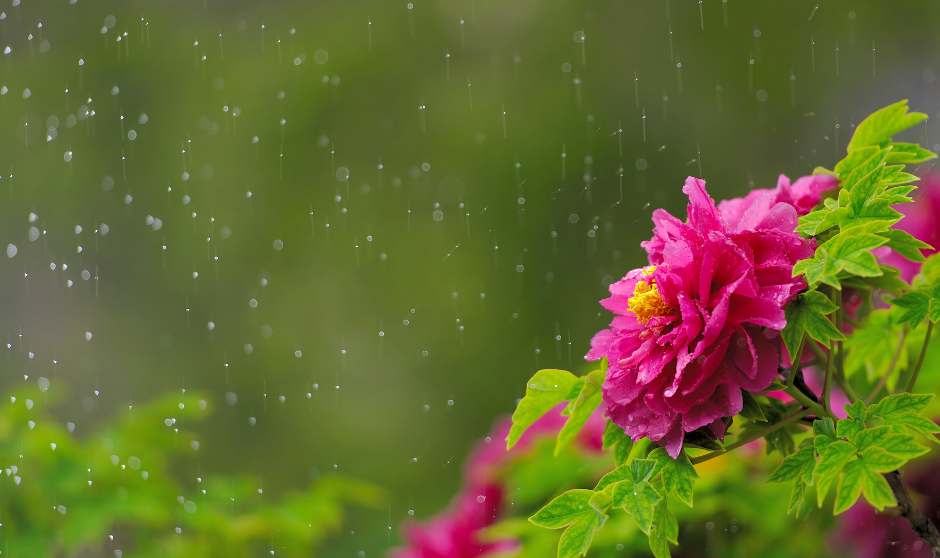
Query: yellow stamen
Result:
<box><xmin>627</xmin><ymin>267</ymin><xmax>674</xmax><ymax>324</ymax></box>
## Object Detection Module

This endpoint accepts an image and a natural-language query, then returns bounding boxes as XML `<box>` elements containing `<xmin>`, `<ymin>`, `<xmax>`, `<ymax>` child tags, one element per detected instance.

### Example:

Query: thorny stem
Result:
<box><xmin>865</xmin><ymin>326</ymin><xmax>906</xmax><ymax>404</ymax></box>
<box><xmin>881</xmin><ymin>470</ymin><xmax>940</xmax><ymax>555</ymax></box>
<box><xmin>906</xmin><ymin>321</ymin><xmax>933</xmax><ymax>393</ymax></box>
<box><xmin>691</xmin><ymin>408</ymin><xmax>811</xmax><ymax>465</ymax></box>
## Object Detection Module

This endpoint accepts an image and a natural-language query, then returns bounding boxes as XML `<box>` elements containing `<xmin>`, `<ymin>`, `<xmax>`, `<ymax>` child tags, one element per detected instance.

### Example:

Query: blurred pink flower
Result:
<box><xmin>391</xmin><ymin>404</ymin><xmax>604</xmax><ymax>558</ymax></box>
<box><xmin>876</xmin><ymin>172</ymin><xmax>940</xmax><ymax>281</ymax></box>
<box><xmin>588</xmin><ymin>176</ymin><xmax>816</xmax><ymax>457</ymax></box>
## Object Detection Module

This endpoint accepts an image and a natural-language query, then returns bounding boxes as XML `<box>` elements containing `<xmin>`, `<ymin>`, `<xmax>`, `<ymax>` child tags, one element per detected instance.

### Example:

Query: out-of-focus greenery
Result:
<box><xmin>2</xmin><ymin>0</ymin><xmax>940</xmax><ymax>555</ymax></box>
<box><xmin>0</xmin><ymin>382</ymin><xmax>383</xmax><ymax>556</ymax></box>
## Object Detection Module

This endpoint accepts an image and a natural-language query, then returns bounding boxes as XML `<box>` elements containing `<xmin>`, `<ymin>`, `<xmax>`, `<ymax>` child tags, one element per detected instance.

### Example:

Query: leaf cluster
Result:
<box><xmin>767</xmin><ymin>395</ymin><xmax>937</xmax><ymax>516</ymax></box>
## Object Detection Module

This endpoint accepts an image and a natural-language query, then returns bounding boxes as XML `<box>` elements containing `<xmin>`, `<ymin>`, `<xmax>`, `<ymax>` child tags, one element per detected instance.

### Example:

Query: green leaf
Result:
<box><xmin>612</xmin><ymin>480</ymin><xmax>662</xmax><ymax>535</ymax></box>
<box><xmin>833</xmin><ymin>458</ymin><xmax>866</xmax><ymax>515</ymax></box>
<box><xmin>648</xmin><ymin>500</ymin><xmax>672</xmax><ymax>558</ymax></box>
<box><xmin>854</xmin><ymin>426</ymin><xmax>901</xmax><ymax>452</ymax></box>
<box><xmin>847</xmin><ymin>100</ymin><xmax>928</xmax><ymax>152</ymax></box>
<box><xmin>768</xmin><ymin>445</ymin><xmax>816</xmax><ymax>483</ymax></box>
<box><xmin>530</xmin><ymin>489</ymin><xmax>595</xmax><ymax>529</ymax></box>
<box><xmin>881</xmin><ymin>166</ymin><xmax>918</xmax><ymax>187</ymax></box>
<box><xmin>557</xmin><ymin>511</ymin><xmax>605</xmax><ymax>558</ymax></box>
<box><xmin>788</xmin><ymin>480</ymin><xmax>811</xmax><ymax>517</ymax></box>
<box><xmin>813</xmin><ymin>417</ymin><xmax>836</xmax><ymax>438</ymax></box>
<box><xmin>890</xmin><ymin>290</ymin><xmax>932</xmax><ymax>329</ymax></box>
<box><xmin>594</xmin><ymin>464</ymin><xmax>631</xmax><ymax>492</ymax></box>
<box><xmin>875</xmin><ymin>432</ymin><xmax>930</xmax><ymax>460</ymax></box>
<box><xmin>796</xmin><ymin>209</ymin><xmax>829</xmax><ymax>235</ymax></box>
<box><xmin>869</xmin><ymin>392</ymin><xmax>934</xmax><ymax>418</ymax></box>
<box><xmin>813</xmin><ymin>440</ymin><xmax>857</xmax><ymax>506</ymax></box>
<box><xmin>835</xmin><ymin>145</ymin><xmax>879</xmax><ymax>179</ymax></box>
<box><xmin>844</xmin><ymin>309</ymin><xmax>908</xmax><ymax>381</ymax></box>
<box><xmin>555</xmin><ymin>369</ymin><xmax>604</xmax><ymax>455</ymax></box>
<box><xmin>602</xmin><ymin>419</ymin><xmax>635</xmax><ymax>466</ymax></box>
<box><xmin>847</xmin><ymin>163</ymin><xmax>886</xmax><ymax>214</ymax></box>
<box><xmin>509</xmin><ymin>369</ymin><xmax>580</xmax><ymax>449</ymax></box>
<box><xmin>884</xmin><ymin>142</ymin><xmax>938</xmax><ymax>164</ymax></box>
<box><xmin>881</xmin><ymin>229</ymin><xmax>933</xmax><ymax>262</ymax></box>
<box><xmin>649</xmin><ymin>448</ymin><xmax>697</xmax><ymax>507</ymax></box>
<box><xmin>840</xmin><ymin>266</ymin><xmax>909</xmax><ymax>295</ymax></box>
<box><xmin>823</xmin><ymin>231</ymin><xmax>890</xmax><ymax>275</ymax></box>
<box><xmin>630</xmin><ymin>458</ymin><xmax>657</xmax><ymax>483</ymax></box>
<box><xmin>837</xmin><ymin>418</ymin><xmax>864</xmax><ymax>441</ymax></box>
<box><xmin>588</xmin><ymin>488</ymin><xmax>613</xmax><ymax>515</ymax></box>
<box><xmin>859</xmin><ymin>446</ymin><xmax>906</xmax><ymax>472</ymax></box>
<box><xmin>781</xmin><ymin>291</ymin><xmax>844</xmax><ymax>355</ymax></box>
<box><xmin>739</xmin><ymin>390</ymin><xmax>767</xmax><ymax>422</ymax></box>
<box><xmin>884</xmin><ymin>411</ymin><xmax>940</xmax><ymax>439</ymax></box>
<box><xmin>922</xmin><ymin>253</ymin><xmax>940</xmax><ymax>282</ymax></box>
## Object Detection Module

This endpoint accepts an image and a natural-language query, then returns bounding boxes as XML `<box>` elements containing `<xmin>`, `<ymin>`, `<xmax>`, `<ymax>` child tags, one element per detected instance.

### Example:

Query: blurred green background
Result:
<box><xmin>2</xmin><ymin>0</ymin><xmax>940</xmax><ymax>555</ymax></box>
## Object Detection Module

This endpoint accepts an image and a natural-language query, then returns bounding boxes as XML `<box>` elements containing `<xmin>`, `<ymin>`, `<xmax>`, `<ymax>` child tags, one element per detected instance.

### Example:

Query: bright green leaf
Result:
<box><xmin>557</xmin><ymin>511</ymin><xmax>605</xmax><ymax>558</ymax></box>
<box><xmin>813</xmin><ymin>440</ymin><xmax>857</xmax><ymax>506</ymax></box>
<box><xmin>768</xmin><ymin>445</ymin><xmax>816</xmax><ymax>483</ymax></box>
<box><xmin>649</xmin><ymin>448</ymin><xmax>697</xmax><ymax>507</ymax></box>
<box><xmin>648</xmin><ymin>500</ymin><xmax>672</xmax><ymax>558</ymax></box>
<box><xmin>555</xmin><ymin>369</ymin><xmax>604</xmax><ymax>455</ymax></box>
<box><xmin>860</xmin><ymin>447</ymin><xmax>907</xmax><ymax>472</ymax></box>
<box><xmin>530</xmin><ymin>489</ymin><xmax>595</xmax><ymax>529</ymax></box>
<box><xmin>509</xmin><ymin>369</ymin><xmax>580</xmax><ymax>449</ymax></box>
<box><xmin>847</xmin><ymin>100</ymin><xmax>927</xmax><ymax>152</ymax></box>
<box><xmin>781</xmin><ymin>291</ymin><xmax>844</xmax><ymax>356</ymax></box>
<box><xmin>847</xmin><ymin>163</ymin><xmax>886</xmax><ymax>214</ymax></box>
<box><xmin>612</xmin><ymin>480</ymin><xmax>661</xmax><ymax>535</ymax></box>
<box><xmin>890</xmin><ymin>290</ymin><xmax>932</xmax><ymax>329</ymax></box>
<box><xmin>883</xmin><ymin>142</ymin><xmax>938</xmax><ymax>164</ymax></box>
<box><xmin>881</xmin><ymin>229</ymin><xmax>932</xmax><ymax>262</ymax></box>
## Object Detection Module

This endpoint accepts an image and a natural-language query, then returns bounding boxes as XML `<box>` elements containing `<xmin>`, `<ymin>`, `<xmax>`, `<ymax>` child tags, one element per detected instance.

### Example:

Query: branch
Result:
<box><xmin>907</xmin><ymin>321</ymin><xmax>934</xmax><ymax>393</ymax></box>
<box><xmin>690</xmin><ymin>408</ymin><xmax>811</xmax><ymax>465</ymax></box>
<box><xmin>881</xmin><ymin>470</ymin><xmax>940</xmax><ymax>555</ymax></box>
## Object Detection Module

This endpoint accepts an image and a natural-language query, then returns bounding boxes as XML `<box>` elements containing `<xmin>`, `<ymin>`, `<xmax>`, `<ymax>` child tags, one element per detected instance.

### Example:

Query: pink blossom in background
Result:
<box><xmin>391</xmin><ymin>405</ymin><xmax>604</xmax><ymax>558</ymax></box>
<box><xmin>717</xmin><ymin>173</ymin><xmax>839</xmax><ymax>231</ymax></box>
<box><xmin>876</xmin><ymin>172</ymin><xmax>940</xmax><ymax>281</ymax></box>
<box><xmin>588</xmin><ymin>176</ymin><xmax>815</xmax><ymax>458</ymax></box>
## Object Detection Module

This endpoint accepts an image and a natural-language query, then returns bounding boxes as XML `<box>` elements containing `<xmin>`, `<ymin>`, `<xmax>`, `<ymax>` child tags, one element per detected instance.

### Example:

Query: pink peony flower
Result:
<box><xmin>391</xmin><ymin>405</ymin><xmax>604</xmax><ymax>558</ymax></box>
<box><xmin>876</xmin><ymin>172</ymin><xmax>940</xmax><ymax>281</ymax></box>
<box><xmin>588</xmin><ymin>176</ymin><xmax>817</xmax><ymax>457</ymax></box>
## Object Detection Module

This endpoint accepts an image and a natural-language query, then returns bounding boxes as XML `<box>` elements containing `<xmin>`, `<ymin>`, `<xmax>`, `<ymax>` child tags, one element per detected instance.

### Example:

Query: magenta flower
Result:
<box><xmin>392</xmin><ymin>405</ymin><xmax>604</xmax><ymax>558</ymax></box>
<box><xmin>588</xmin><ymin>176</ymin><xmax>817</xmax><ymax>457</ymax></box>
<box><xmin>716</xmin><ymin>173</ymin><xmax>838</xmax><ymax>231</ymax></box>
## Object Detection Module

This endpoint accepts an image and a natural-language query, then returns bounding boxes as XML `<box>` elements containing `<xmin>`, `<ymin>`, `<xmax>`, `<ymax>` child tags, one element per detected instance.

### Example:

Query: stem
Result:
<box><xmin>907</xmin><ymin>321</ymin><xmax>933</xmax><ymax>393</ymax></box>
<box><xmin>882</xmin><ymin>470</ymin><xmax>940</xmax><ymax>555</ymax></box>
<box><xmin>835</xmin><ymin>289</ymin><xmax>845</xmax><ymax>382</ymax></box>
<box><xmin>784</xmin><ymin>385</ymin><xmax>830</xmax><ymax>419</ymax></box>
<box><xmin>835</xmin><ymin>373</ymin><xmax>861</xmax><ymax>404</ymax></box>
<box><xmin>865</xmin><ymin>326</ymin><xmax>906</xmax><ymax>404</ymax></box>
<box><xmin>786</xmin><ymin>335</ymin><xmax>806</xmax><ymax>390</ymax></box>
<box><xmin>821</xmin><ymin>340</ymin><xmax>834</xmax><ymax>414</ymax></box>
<box><xmin>691</xmin><ymin>408</ymin><xmax>811</xmax><ymax>465</ymax></box>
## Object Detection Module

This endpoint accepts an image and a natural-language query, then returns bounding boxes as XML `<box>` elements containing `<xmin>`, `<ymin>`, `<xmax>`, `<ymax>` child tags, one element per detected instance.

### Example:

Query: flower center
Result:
<box><xmin>627</xmin><ymin>267</ymin><xmax>674</xmax><ymax>324</ymax></box>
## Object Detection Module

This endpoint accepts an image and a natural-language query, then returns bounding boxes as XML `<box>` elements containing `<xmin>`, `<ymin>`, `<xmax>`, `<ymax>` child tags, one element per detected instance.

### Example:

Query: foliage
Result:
<box><xmin>0</xmin><ymin>382</ymin><xmax>383</xmax><ymax>557</ymax></box>
<box><xmin>506</xmin><ymin>101</ymin><xmax>940</xmax><ymax>558</ymax></box>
